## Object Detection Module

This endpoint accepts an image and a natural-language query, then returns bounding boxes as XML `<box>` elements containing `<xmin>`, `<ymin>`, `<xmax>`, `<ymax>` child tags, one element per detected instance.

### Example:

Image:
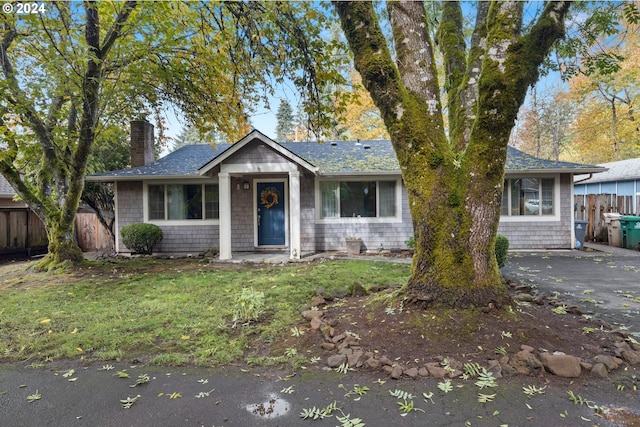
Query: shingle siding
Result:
<box><xmin>107</xmin><ymin>134</ymin><xmax>589</xmax><ymax>254</ymax></box>
<box><xmin>116</xmin><ymin>181</ymin><xmax>143</xmax><ymax>252</ymax></box>
<box><xmin>314</xmin><ymin>186</ymin><xmax>413</xmax><ymax>251</ymax></box>
<box><xmin>116</xmin><ymin>174</ymin><xmax>575</xmax><ymax>253</ymax></box>
<box><xmin>498</xmin><ymin>174</ymin><xmax>573</xmax><ymax>249</ymax></box>
<box><xmin>116</xmin><ymin>181</ymin><xmax>218</xmax><ymax>253</ymax></box>
<box><xmin>228</xmin><ymin>140</ymin><xmax>288</xmax><ymax>165</ymax></box>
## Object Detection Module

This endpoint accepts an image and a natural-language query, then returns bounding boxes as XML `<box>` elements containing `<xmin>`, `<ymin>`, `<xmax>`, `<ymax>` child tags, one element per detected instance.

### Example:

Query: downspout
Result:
<box><xmin>574</xmin><ymin>173</ymin><xmax>593</xmax><ymax>184</ymax></box>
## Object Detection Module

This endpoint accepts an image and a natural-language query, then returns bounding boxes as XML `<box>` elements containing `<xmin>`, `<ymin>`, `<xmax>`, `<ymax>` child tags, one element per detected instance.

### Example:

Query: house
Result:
<box><xmin>573</xmin><ymin>158</ymin><xmax>639</xmax><ymax>242</ymax></box>
<box><xmin>574</xmin><ymin>158</ymin><xmax>640</xmax><ymax>215</ymax></box>
<box><xmin>87</xmin><ymin>121</ymin><xmax>605</xmax><ymax>259</ymax></box>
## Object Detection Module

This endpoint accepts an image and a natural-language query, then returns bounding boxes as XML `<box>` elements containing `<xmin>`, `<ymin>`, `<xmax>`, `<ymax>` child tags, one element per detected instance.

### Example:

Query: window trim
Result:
<box><xmin>314</xmin><ymin>177</ymin><xmax>402</xmax><ymax>224</ymax></box>
<box><xmin>500</xmin><ymin>174</ymin><xmax>561</xmax><ymax>222</ymax></box>
<box><xmin>143</xmin><ymin>180</ymin><xmax>220</xmax><ymax>225</ymax></box>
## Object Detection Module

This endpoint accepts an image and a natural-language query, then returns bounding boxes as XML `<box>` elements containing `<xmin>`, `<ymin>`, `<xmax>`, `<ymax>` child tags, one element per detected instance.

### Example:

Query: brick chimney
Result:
<box><xmin>130</xmin><ymin>119</ymin><xmax>155</xmax><ymax>167</ymax></box>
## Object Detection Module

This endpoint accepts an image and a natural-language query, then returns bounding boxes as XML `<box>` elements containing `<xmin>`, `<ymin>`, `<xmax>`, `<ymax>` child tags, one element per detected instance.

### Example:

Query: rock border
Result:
<box><xmin>302</xmin><ymin>286</ymin><xmax>640</xmax><ymax>381</ymax></box>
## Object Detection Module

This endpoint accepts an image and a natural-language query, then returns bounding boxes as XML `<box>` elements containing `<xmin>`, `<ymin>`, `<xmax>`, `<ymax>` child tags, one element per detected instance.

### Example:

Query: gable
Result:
<box><xmin>198</xmin><ymin>130</ymin><xmax>317</xmax><ymax>175</ymax></box>
<box><xmin>224</xmin><ymin>139</ymin><xmax>292</xmax><ymax>166</ymax></box>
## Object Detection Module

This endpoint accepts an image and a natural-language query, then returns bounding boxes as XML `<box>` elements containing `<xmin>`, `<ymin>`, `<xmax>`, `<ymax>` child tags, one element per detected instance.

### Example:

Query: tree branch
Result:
<box><xmin>389</xmin><ymin>1</ymin><xmax>441</xmax><ymax>110</ymax></box>
<box><xmin>334</xmin><ymin>1</ymin><xmax>404</xmax><ymax>131</ymax></box>
<box><xmin>100</xmin><ymin>1</ymin><xmax>137</xmax><ymax>59</ymax></box>
<box><xmin>436</xmin><ymin>2</ymin><xmax>466</xmax><ymax>97</ymax></box>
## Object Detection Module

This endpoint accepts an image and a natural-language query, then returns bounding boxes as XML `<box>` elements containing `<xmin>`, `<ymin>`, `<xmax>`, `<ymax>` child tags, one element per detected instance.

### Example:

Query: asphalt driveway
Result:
<box><xmin>501</xmin><ymin>243</ymin><xmax>640</xmax><ymax>337</ymax></box>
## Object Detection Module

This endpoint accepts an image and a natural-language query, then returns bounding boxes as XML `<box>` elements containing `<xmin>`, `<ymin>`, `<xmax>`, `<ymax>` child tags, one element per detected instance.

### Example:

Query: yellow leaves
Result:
<box><xmin>39</xmin><ymin>318</ymin><xmax>51</xmax><ymax>324</ymax></box>
<box><xmin>180</xmin><ymin>335</ymin><xmax>190</xmax><ymax>341</ymax></box>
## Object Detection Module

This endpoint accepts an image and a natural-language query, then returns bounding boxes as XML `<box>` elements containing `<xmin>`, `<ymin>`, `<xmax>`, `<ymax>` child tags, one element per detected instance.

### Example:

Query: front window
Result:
<box><xmin>148</xmin><ymin>184</ymin><xmax>219</xmax><ymax>220</ymax></box>
<box><xmin>501</xmin><ymin>178</ymin><xmax>554</xmax><ymax>217</ymax></box>
<box><xmin>321</xmin><ymin>180</ymin><xmax>396</xmax><ymax>218</ymax></box>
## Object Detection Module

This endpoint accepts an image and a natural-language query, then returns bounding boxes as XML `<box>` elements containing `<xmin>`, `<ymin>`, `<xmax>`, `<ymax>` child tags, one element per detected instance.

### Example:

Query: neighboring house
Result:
<box><xmin>573</xmin><ymin>158</ymin><xmax>640</xmax><ymax>242</ymax></box>
<box><xmin>574</xmin><ymin>158</ymin><xmax>640</xmax><ymax>215</ymax></box>
<box><xmin>87</xmin><ymin>122</ymin><xmax>604</xmax><ymax>259</ymax></box>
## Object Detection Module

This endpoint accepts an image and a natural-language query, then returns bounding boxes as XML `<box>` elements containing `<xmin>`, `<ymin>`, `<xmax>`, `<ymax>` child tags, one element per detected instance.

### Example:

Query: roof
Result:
<box><xmin>0</xmin><ymin>174</ymin><xmax>17</xmax><ymax>197</ymax></box>
<box><xmin>574</xmin><ymin>157</ymin><xmax>640</xmax><ymax>184</ymax></box>
<box><xmin>505</xmin><ymin>146</ymin><xmax>603</xmax><ymax>174</ymax></box>
<box><xmin>87</xmin><ymin>131</ymin><xmax>604</xmax><ymax>181</ymax></box>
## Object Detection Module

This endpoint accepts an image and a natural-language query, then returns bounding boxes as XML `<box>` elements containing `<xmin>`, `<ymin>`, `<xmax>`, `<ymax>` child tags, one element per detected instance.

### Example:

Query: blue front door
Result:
<box><xmin>257</xmin><ymin>182</ymin><xmax>286</xmax><ymax>246</ymax></box>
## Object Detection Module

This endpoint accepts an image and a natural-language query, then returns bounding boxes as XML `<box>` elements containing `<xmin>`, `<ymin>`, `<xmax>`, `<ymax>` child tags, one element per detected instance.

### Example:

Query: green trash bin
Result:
<box><xmin>619</xmin><ymin>216</ymin><xmax>640</xmax><ymax>250</ymax></box>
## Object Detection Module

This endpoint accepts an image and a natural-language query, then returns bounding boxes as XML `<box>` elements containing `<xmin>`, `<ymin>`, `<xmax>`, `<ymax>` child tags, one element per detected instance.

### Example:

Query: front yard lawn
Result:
<box><xmin>0</xmin><ymin>257</ymin><xmax>409</xmax><ymax>367</ymax></box>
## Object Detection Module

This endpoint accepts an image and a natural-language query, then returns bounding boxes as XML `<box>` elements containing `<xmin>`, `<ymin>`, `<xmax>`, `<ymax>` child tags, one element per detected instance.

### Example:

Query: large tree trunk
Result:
<box><xmin>40</xmin><ymin>215</ymin><xmax>84</xmax><ymax>268</ymax></box>
<box><xmin>335</xmin><ymin>0</ymin><xmax>571</xmax><ymax>309</ymax></box>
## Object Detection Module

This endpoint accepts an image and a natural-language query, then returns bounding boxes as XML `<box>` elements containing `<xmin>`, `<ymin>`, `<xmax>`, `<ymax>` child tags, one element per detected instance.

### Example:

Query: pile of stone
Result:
<box><xmin>301</xmin><ymin>297</ymin><xmax>640</xmax><ymax>381</ymax></box>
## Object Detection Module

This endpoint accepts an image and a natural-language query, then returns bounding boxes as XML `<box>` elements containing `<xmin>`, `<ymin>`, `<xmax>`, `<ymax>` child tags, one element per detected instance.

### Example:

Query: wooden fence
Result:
<box><xmin>573</xmin><ymin>194</ymin><xmax>635</xmax><ymax>242</ymax></box>
<box><xmin>75</xmin><ymin>212</ymin><xmax>113</xmax><ymax>252</ymax></box>
<box><xmin>0</xmin><ymin>209</ymin><xmax>112</xmax><ymax>258</ymax></box>
<box><xmin>0</xmin><ymin>209</ymin><xmax>48</xmax><ymax>256</ymax></box>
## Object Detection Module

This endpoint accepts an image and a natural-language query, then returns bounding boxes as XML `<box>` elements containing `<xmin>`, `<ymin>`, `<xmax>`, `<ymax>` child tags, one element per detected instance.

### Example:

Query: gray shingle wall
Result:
<box><xmin>116</xmin><ymin>181</ymin><xmax>143</xmax><ymax>252</ymax></box>
<box><xmin>313</xmin><ymin>185</ymin><xmax>414</xmax><ymax>251</ymax></box>
<box><xmin>228</xmin><ymin>140</ymin><xmax>288</xmax><ymax>164</ymax></box>
<box><xmin>498</xmin><ymin>174</ymin><xmax>573</xmax><ymax>249</ymax></box>
<box><xmin>154</xmin><ymin>225</ymin><xmax>219</xmax><ymax>253</ymax></box>
<box><xmin>116</xmin><ymin>181</ymin><xmax>218</xmax><ymax>253</ymax></box>
<box><xmin>300</xmin><ymin>172</ymin><xmax>316</xmax><ymax>252</ymax></box>
<box><xmin>115</xmin><ymin>174</ymin><xmax>575</xmax><ymax>253</ymax></box>
<box><xmin>230</xmin><ymin>176</ymin><xmax>260</xmax><ymax>250</ymax></box>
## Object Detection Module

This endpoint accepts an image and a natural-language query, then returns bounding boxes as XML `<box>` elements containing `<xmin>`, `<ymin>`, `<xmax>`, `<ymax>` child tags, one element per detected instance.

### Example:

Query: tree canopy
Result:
<box><xmin>0</xmin><ymin>1</ymin><xmax>346</xmax><ymax>269</ymax></box>
<box><xmin>513</xmin><ymin>2</ymin><xmax>640</xmax><ymax>164</ymax></box>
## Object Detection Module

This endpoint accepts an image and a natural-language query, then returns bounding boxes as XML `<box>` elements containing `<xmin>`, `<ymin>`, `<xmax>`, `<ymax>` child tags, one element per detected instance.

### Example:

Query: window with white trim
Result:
<box><xmin>148</xmin><ymin>184</ymin><xmax>219</xmax><ymax>220</ymax></box>
<box><xmin>501</xmin><ymin>178</ymin><xmax>554</xmax><ymax>216</ymax></box>
<box><xmin>320</xmin><ymin>180</ymin><xmax>396</xmax><ymax>218</ymax></box>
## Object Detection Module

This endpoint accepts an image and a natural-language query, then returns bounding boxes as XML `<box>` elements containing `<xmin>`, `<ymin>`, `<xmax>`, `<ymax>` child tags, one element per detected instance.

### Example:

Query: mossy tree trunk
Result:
<box><xmin>335</xmin><ymin>1</ymin><xmax>571</xmax><ymax>308</ymax></box>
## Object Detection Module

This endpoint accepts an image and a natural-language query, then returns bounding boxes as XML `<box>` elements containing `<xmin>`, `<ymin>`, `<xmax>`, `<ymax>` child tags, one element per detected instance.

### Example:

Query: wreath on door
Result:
<box><xmin>260</xmin><ymin>187</ymin><xmax>279</xmax><ymax>209</ymax></box>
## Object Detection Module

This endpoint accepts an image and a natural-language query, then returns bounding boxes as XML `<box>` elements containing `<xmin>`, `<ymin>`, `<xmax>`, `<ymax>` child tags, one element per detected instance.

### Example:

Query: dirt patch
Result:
<box><xmin>267</xmin><ymin>280</ymin><xmax>639</xmax><ymax>388</ymax></box>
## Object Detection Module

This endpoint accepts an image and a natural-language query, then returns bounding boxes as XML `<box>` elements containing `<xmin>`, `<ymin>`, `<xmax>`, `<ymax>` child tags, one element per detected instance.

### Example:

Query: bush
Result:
<box><xmin>405</xmin><ymin>236</ymin><xmax>415</xmax><ymax>249</ymax></box>
<box><xmin>120</xmin><ymin>223</ymin><xmax>163</xmax><ymax>255</ymax></box>
<box><xmin>231</xmin><ymin>288</ymin><xmax>265</xmax><ymax>327</ymax></box>
<box><xmin>495</xmin><ymin>234</ymin><xmax>509</xmax><ymax>268</ymax></box>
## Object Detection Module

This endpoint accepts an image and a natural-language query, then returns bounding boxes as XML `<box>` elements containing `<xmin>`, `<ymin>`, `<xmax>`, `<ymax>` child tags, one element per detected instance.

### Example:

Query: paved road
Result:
<box><xmin>1</xmin><ymin>246</ymin><xmax>640</xmax><ymax>426</ymax></box>
<box><xmin>0</xmin><ymin>361</ymin><xmax>638</xmax><ymax>426</ymax></box>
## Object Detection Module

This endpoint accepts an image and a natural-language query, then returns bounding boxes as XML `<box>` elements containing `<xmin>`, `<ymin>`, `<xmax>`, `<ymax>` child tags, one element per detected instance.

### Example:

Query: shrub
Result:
<box><xmin>495</xmin><ymin>234</ymin><xmax>509</xmax><ymax>268</ymax></box>
<box><xmin>120</xmin><ymin>223</ymin><xmax>163</xmax><ymax>255</ymax></box>
<box><xmin>405</xmin><ymin>236</ymin><xmax>415</xmax><ymax>249</ymax></box>
<box><xmin>231</xmin><ymin>288</ymin><xmax>265</xmax><ymax>327</ymax></box>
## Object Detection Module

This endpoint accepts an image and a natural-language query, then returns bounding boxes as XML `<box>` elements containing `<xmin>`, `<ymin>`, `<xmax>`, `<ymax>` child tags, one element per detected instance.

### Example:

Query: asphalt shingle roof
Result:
<box><xmin>89</xmin><ymin>138</ymin><xmax>603</xmax><ymax>180</ymax></box>
<box><xmin>574</xmin><ymin>157</ymin><xmax>640</xmax><ymax>184</ymax></box>
<box><xmin>505</xmin><ymin>146</ymin><xmax>600</xmax><ymax>172</ymax></box>
<box><xmin>0</xmin><ymin>174</ymin><xmax>17</xmax><ymax>196</ymax></box>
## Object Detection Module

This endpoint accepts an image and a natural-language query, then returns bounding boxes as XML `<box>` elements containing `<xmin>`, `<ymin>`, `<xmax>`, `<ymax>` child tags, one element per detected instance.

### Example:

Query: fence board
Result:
<box><xmin>75</xmin><ymin>212</ymin><xmax>112</xmax><ymax>251</ymax></box>
<box><xmin>574</xmin><ymin>193</ymin><xmax>633</xmax><ymax>243</ymax></box>
<box><xmin>1</xmin><ymin>208</ymin><xmax>111</xmax><ymax>256</ymax></box>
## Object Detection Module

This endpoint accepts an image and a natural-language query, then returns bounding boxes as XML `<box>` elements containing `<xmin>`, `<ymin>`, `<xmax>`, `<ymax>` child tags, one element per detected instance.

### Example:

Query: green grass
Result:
<box><xmin>0</xmin><ymin>258</ymin><xmax>409</xmax><ymax>366</ymax></box>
